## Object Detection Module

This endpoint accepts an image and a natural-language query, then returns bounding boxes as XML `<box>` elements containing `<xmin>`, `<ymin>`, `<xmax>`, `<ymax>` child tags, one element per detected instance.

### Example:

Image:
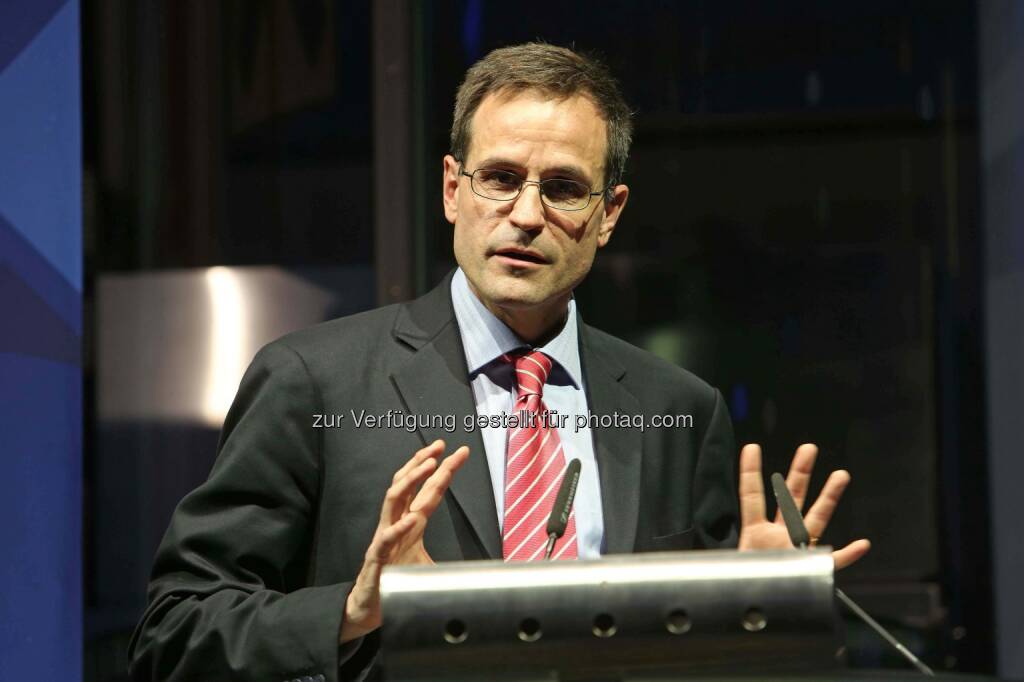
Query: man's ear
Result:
<box><xmin>442</xmin><ymin>154</ymin><xmax>461</xmax><ymax>225</ymax></box>
<box><xmin>596</xmin><ymin>183</ymin><xmax>629</xmax><ymax>248</ymax></box>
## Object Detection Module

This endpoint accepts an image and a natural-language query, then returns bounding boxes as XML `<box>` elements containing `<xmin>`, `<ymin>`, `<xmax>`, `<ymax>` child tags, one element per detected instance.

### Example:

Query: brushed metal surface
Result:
<box><xmin>381</xmin><ymin>548</ymin><xmax>838</xmax><ymax>681</ymax></box>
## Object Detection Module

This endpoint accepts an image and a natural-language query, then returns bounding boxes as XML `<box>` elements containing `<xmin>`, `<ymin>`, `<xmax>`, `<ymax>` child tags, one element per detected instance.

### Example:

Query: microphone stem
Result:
<box><xmin>795</xmin><ymin>541</ymin><xmax>933</xmax><ymax>676</ymax></box>
<box><xmin>544</xmin><ymin>533</ymin><xmax>558</xmax><ymax>560</ymax></box>
<box><xmin>835</xmin><ymin>587</ymin><xmax>935</xmax><ymax>676</ymax></box>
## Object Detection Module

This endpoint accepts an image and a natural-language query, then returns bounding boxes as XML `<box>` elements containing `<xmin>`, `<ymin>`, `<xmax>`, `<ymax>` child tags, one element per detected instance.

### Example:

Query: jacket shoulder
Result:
<box><xmin>246</xmin><ymin>303</ymin><xmax>405</xmax><ymax>379</ymax></box>
<box><xmin>584</xmin><ymin>324</ymin><xmax>718</xmax><ymax>403</ymax></box>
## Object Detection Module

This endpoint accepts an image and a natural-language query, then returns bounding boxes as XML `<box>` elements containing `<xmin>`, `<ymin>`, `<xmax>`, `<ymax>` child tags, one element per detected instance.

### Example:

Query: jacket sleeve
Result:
<box><xmin>693</xmin><ymin>388</ymin><xmax>740</xmax><ymax>550</ymax></box>
<box><xmin>128</xmin><ymin>342</ymin><xmax>375</xmax><ymax>682</ymax></box>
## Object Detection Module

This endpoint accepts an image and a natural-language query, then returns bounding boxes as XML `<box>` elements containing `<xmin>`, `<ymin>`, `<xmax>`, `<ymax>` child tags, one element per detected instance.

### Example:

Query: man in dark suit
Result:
<box><xmin>129</xmin><ymin>43</ymin><xmax>869</xmax><ymax>681</ymax></box>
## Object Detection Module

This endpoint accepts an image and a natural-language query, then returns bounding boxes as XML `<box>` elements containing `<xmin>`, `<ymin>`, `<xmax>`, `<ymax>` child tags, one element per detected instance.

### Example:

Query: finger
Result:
<box><xmin>803</xmin><ymin>469</ymin><xmax>851</xmax><ymax>539</ymax></box>
<box><xmin>833</xmin><ymin>539</ymin><xmax>871</xmax><ymax>570</ymax></box>
<box><xmin>409</xmin><ymin>446</ymin><xmax>469</xmax><ymax>518</ymax></box>
<box><xmin>777</xmin><ymin>443</ymin><xmax>818</xmax><ymax>520</ymax></box>
<box><xmin>379</xmin><ymin>514</ymin><xmax>419</xmax><ymax>549</ymax></box>
<box><xmin>738</xmin><ymin>444</ymin><xmax>767</xmax><ymax>529</ymax></box>
<box><xmin>364</xmin><ymin>516</ymin><xmax>419</xmax><ymax>573</ymax></box>
<box><xmin>382</xmin><ymin>440</ymin><xmax>448</xmax><ymax>523</ymax></box>
<box><xmin>380</xmin><ymin>457</ymin><xmax>437</xmax><ymax>527</ymax></box>
<box><xmin>391</xmin><ymin>439</ymin><xmax>446</xmax><ymax>485</ymax></box>
<box><xmin>439</xmin><ymin>445</ymin><xmax>470</xmax><ymax>474</ymax></box>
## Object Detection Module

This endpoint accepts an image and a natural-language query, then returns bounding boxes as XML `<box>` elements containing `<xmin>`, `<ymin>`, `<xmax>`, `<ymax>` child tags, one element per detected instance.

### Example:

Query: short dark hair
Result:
<box><xmin>451</xmin><ymin>42</ymin><xmax>633</xmax><ymax>189</ymax></box>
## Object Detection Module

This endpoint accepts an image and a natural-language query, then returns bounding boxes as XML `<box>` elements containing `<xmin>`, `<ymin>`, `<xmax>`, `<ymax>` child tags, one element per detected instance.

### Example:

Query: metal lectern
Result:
<box><xmin>380</xmin><ymin>548</ymin><xmax>838</xmax><ymax>681</ymax></box>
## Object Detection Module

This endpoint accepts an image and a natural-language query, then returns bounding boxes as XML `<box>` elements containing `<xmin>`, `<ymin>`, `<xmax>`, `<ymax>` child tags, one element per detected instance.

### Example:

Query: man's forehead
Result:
<box><xmin>466</xmin><ymin>89</ymin><xmax>608</xmax><ymax>174</ymax></box>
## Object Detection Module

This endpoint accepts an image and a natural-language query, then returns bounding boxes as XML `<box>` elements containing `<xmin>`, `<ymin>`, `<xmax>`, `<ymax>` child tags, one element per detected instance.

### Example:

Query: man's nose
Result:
<box><xmin>508</xmin><ymin>183</ymin><xmax>546</xmax><ymax>231</ymax></box>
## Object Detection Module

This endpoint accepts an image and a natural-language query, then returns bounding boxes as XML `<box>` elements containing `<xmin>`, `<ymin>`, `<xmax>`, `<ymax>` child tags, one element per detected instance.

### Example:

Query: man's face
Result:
<box><xmin>443</xmin><ymin>90</ymin><xmax>628</xmax><ymax>324</ymax></box>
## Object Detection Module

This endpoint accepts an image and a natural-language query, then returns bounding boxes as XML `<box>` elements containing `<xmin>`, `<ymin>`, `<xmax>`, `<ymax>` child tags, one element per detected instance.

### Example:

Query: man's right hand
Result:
<box><xmin>340</xmin><ymin>439</ymin><xmax>470</xmax><ymax>643</ymax></box>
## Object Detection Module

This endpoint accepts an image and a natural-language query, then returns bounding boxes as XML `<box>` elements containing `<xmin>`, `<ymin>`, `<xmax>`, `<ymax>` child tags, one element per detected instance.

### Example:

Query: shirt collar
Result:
<box><xmin>450</xmin><ymin>267</ymin><xmax>582</xmax><ymax>389</ymax></box>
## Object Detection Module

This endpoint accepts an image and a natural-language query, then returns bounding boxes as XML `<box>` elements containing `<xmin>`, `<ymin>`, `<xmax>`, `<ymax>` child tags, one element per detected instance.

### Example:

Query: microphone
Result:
<box><xmin>544</xmin><ymin>459</ymin><xmax>582</xmax><ymax>560</ymax></box>
<box><xmin>771</xmin><ymin>473</ymin><xmax>810</xmax><ymax>547</ymax></box>
<box><xmin>770</xmin><ymin>473</ymin><xmax>935</xmax><ymax>676</ymax></box>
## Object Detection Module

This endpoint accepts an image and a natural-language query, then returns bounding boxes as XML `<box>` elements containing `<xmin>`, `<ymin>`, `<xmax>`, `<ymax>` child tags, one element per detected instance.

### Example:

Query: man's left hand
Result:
<box><xmin>737</xmin><ymin>443</ymin><xmax>871</xmax><ymax>570</ymax></box>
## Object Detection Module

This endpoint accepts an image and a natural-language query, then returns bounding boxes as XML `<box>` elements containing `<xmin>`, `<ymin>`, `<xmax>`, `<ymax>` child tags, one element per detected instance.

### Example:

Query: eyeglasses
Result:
<box><xmin>459</xmin><ymin>167</ymin><xmax>609</xmax><ymax>211</ymax></box>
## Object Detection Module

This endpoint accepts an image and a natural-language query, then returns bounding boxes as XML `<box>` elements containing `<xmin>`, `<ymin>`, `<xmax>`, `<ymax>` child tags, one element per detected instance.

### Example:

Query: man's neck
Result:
<box><xmin>468</xmin><ymin>285</ymin><xmax>571</xmax><ymax>347</ymax></box>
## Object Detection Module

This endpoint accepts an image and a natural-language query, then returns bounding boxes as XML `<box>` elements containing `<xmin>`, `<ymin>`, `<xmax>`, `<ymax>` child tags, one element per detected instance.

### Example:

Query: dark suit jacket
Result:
<box><xmin>128</xmin><ymin>270</ymin><xmax>739</xmax><ymax>682</ymax></box>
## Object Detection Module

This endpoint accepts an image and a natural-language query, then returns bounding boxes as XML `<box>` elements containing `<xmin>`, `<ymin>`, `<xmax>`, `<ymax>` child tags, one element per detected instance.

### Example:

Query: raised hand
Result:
<box><xmin>340</xmin><ymin>439</ymin><xmax>470</xmax><ymax>643</ymax></box>
<box><xmin>737</xmin><ymin>443</ymin><xmax>871</xmax><ymax>570</ymax></box>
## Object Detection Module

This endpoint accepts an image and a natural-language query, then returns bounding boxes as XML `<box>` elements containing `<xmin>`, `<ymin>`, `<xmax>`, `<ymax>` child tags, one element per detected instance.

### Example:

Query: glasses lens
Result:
<box><xmin>541</xmin><ymin>178</ymin><xmax>590</xmax><ymax>210</ymax></box>
<box><xmin>472</xmin><ymin>169</ymin><xmax>522</xmax><ymax>200</ymax></box>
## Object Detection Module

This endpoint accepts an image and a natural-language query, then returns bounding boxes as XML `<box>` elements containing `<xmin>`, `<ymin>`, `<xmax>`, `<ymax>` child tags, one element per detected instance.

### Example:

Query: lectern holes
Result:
<box><xmin>443</xmin><ymin>619</ymin><xmax>468</xmax><ymax>644</ymax></box>
<box><xmin>742</xmin><ymin>608</ymin><xmax>767</xmax><ymax>632</ymax></box>
<box><xmin>592</xmin><ymin>613</ymin><xmax>617</xmax><ymax>638</ymax></box>
<box><xmin>665</xmin><ymin>609</ymin><xmax>692</xmax><ymax>635</ymax></box>
<box><xmin>518</xmin><ymin>618</ymin><xmax>542</xmax><ymax>642</ymax></box>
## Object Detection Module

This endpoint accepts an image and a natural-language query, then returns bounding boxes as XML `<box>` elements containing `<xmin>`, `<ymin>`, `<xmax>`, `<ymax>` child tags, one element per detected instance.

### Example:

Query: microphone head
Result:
<box><xmin>770</xmin><ymin>472</ymin><xmax>811</xmax><ymax>548</ymax></box>
<box><xmin>546</xmin><ymin>459</ymin><xmax>582</xmax><ymax>538</ymax></box>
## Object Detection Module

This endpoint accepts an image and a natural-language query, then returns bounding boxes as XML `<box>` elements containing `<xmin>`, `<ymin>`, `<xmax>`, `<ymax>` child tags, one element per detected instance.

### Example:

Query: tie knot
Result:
<box><xmin>507</xmin><ymin>350</ymin><xmax>552</xmax><ymax>399</ymax></box>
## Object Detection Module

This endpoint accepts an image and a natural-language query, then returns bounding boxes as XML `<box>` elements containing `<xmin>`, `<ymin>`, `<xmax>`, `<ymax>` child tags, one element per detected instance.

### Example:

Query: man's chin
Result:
<box><xmin>482</xmin><ymin>289</ymin><xmax>546</xmax><ymax>310</ymax></box>
<box><xmin>463</xmin><ymin>263</ymin><xmax>569</xmax><ymax>310</ymax></box>
<box><xmin>477</xmin><ymin>278</ymin><xmax>553</xmax><ymax>310</ymax></box>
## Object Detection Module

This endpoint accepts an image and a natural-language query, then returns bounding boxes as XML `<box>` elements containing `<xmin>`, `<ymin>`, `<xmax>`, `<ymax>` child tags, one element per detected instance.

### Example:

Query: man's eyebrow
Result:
<box><xmin>472</xmin><ymin>158</ymin><xmax>596</xmax><ymax>185</ymax></box>
<box><xmin>472</xmin><ymin>157</ymin><xmax>525</xmax><ymax>172</ymax></box>
<box><xmin>543</xmin><ymin>164</ymin><xmax>595</xmax><ymax>185</ymax></box>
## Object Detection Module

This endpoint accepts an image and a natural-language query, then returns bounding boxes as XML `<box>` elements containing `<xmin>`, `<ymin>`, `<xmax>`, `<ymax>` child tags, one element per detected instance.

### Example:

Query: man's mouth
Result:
<box><xmin>493</xmin><ymin>248</ymin><xmax>549</xmax><ymax>265</ymax></box>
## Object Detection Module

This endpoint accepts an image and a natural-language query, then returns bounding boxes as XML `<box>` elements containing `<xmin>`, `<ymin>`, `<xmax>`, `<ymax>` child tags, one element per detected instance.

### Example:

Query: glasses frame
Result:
<box><xmin>458</xmin><ymin>166</ymin><xmax>613</xmax><ymax>212</ymax></box>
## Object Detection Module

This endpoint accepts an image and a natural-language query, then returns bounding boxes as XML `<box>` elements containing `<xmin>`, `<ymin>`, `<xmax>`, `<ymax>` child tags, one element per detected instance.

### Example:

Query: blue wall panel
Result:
<box><xmin>0</xmin><ymin>0</ymin><xmax>82</xmax><ymax>679</ymax></box>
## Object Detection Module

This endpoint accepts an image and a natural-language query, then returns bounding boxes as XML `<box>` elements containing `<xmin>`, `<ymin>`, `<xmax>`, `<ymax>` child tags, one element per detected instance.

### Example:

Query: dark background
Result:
<box><xmin>81</xmin><ymin>1</ymin><xmax>1000</xmax><ymax>679</ymax></box>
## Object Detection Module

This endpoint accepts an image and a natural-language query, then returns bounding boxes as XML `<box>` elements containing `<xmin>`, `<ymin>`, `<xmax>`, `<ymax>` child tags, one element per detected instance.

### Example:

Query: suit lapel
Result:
<box><xmin>579</xmin><ymin>320</ymin><xmax>642</xmax><ymax>555</ymax></box>
<box><xmin>390</xmin><ymin>273</ymin><xmax>501</xmax><ymax>559</ymax></box>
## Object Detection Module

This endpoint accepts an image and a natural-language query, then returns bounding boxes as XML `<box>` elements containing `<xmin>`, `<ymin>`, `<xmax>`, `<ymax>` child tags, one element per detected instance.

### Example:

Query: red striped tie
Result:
<box><xmin>501</xmin><ymin>350</ymin><xmax>578</xmax><ymax>562</ymax></box>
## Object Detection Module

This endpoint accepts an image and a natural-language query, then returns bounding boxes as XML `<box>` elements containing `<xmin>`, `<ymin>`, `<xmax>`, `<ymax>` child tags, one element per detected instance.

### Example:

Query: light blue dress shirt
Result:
<box><xmin>450</xmin><ymin>268</ymin><xmax>604</xmax><ymax>558</ymax></box>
